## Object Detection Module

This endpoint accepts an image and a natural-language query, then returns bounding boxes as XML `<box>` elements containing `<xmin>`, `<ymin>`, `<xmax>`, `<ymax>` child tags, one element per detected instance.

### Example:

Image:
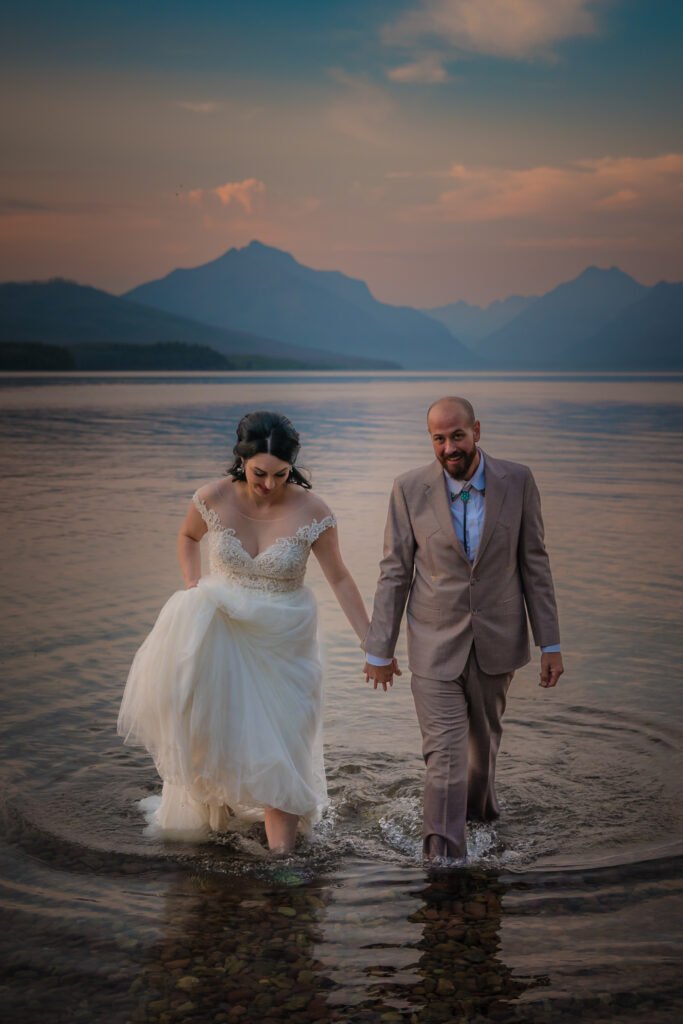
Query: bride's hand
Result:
<box><xmin>363</xmin><ymin>658</ymin><xmax>402</xmax><ymax>692</ymax></box>
<box><xmin>186</xmin><ymin>579</ymin><xmax>200</xmax><ymax>589</ymax></box>
<box><xmin>364</xmin><ymin>661</ymin><xmax>393</xmax><ymax>691</ymax></box>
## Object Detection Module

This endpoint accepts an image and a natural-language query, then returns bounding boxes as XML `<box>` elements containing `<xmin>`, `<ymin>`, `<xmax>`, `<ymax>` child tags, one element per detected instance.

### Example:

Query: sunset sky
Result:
<box><xmin>1</xmin><ymin>0</ymin><xmax>681</xmax><ymax>305</ymax></box>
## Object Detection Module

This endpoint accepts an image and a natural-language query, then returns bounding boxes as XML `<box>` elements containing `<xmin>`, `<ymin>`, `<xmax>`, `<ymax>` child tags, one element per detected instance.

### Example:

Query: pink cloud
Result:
<box><xmin>176</xmin><ymin>101</ymin><xmax>221</xmax><ymax>114</ymax></box>
<box><xmin>213</xmin><ymin>179</ymin><xmax>266</xmax><ymax>213</ymax></box>
<box><xmin>397</xmin><ymin>153</ymin><xmax>683</xmax><ymax>225</ymax></box>
<box><xmin>501</xmin><ymin>235</ymin><xmax>642</xmax><ymax>251</ymax></box>
<box><xmin>293</xmin><ymin>197</ymin><xmax>322</xmax><ymax>214</ymax></box>
<box><xmin>595</xmin><ymin>188</ymin><xmax>640</xmax><ymax>210</ymax></box>
<box><xmin>182</xmin><ymin>178</ymin><xmax>266</xmax><ymax>214</ymax></box>
<box><xmin>387</xmin><ymin>53</ymin><xmax>449</xmax><ymax>82</ymax></box>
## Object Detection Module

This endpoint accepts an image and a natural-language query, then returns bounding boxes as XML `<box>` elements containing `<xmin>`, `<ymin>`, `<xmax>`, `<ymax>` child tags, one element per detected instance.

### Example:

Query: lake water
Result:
<box><xmin>1</xmin><ymin>371</ymin><xmax>682</xmax><ymax>1023</ymax></box>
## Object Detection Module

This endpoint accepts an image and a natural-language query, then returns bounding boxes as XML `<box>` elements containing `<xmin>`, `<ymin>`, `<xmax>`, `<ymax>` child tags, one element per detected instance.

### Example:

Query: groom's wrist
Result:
<box><xmin>365</xmin><ymin>653</ymin><xmax>394</xmax><ymax>667</ymax></box>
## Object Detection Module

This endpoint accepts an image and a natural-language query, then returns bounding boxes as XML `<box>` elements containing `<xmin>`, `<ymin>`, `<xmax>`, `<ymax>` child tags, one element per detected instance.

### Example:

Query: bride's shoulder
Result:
<box><xmin>192</xmin><ymin>478</ymin><xmax>236</xmax><ymax>515</ymax></box>
<box><xmin>194</xmin><ymin>477</ymin><xmax>234</xmax><ymax>503</ymax></box>
<box><xmin>298</xmin><ymin>490</ymin><xmax>335</xmax><ymax>525</ymax></box>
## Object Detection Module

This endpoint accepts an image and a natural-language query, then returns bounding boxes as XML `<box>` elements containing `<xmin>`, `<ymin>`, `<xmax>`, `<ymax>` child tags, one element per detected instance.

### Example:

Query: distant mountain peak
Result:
<box><xmin>577</xmin><ymin>264</ymin><xmax>634</xmax><ymax>282</ymax></box>
<box><xmin>245</xmin><ymin>239</ymin><xmax>275</xmax><ymax>252</ymax></box>
<box><xmin>214</xmin><ymin>239</ymin><xmax>298</xmax><ymax>267</ymax></box>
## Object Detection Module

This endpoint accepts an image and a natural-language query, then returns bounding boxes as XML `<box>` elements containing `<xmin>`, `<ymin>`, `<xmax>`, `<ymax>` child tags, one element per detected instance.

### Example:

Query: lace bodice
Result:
<box><xmin>192</xmin><ymin>492</ymin><xmax>336</xmax><ymax>594</ymax></box>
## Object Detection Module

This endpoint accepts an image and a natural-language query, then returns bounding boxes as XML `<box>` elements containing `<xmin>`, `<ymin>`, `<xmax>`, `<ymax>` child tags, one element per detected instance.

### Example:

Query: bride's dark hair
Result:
<box><xmin>227</xmin><ymin>410</ymin><xmax>311</xmax><ymax>489</ymax></box>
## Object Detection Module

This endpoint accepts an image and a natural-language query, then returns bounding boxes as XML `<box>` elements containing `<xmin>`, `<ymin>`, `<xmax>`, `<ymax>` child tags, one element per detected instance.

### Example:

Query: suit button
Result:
<box><xmin>470</xmin><ymin>578</ymin><xmax>476</xmax><ymax>585</ymax></box>
<box><xmin>472</xmin><ymin>609</ymin><xmax>478</xmax><ymax>615</ymax></box>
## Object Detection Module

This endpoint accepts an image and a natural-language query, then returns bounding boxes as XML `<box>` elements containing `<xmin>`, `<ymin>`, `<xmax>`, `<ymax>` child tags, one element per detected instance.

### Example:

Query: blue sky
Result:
<box><xmin>1</xmin><ymin>0</ymin><xmax>681</xmax><ymax>304</ymax></box>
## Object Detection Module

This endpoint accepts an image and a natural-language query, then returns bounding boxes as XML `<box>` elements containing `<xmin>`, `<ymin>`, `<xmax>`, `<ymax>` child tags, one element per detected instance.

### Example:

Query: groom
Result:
<box><xmin>363</xmin><ymin>396</ymin><xmax>563</xmax><ymax>860</ymax></box>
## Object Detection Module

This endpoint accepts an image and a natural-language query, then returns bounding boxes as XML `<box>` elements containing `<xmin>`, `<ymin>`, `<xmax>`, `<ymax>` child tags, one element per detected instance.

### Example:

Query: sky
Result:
<box><xmin>1</xmin><ymin>0</ymin><xmax>682</xmax><ymax>306</ymax></box>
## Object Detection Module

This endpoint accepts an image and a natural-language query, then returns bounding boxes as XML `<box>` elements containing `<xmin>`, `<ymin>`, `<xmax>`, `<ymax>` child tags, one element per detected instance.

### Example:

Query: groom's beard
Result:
<box><xmin>441</xmin><ymin>446</ymin><xmax>478</xmax><ymax>480</ymax></box>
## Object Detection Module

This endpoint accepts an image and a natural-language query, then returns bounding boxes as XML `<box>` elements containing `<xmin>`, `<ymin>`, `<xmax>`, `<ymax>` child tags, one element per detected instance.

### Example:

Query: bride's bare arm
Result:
<box><xmin>312</xmin><ymin>524</ymin><xmax>370</xmax><ymax>642</ymax></box>
<box><xmin>178</xmin><ymin>501</ymin><xmax>207</xmax><ymax>588</ymax></box>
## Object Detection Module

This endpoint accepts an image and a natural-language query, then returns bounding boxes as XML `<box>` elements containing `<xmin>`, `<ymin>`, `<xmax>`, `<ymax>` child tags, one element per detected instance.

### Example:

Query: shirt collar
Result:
<box><xmin>444</xmin><ymin>450</ymin><xmax>486</xmax><ymax>495</ymax></box>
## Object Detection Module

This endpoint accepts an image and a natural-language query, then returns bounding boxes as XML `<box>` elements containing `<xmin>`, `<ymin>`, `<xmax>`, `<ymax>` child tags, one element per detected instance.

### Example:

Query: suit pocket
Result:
<box><xmin>501</xmin><ymin>593</ymin><xmax>524</xmax><ymax>615</ymax></box>
<box><xmin>423</xmin><ymin>526</ymin><xmax>445</xmax><ymax>580</ymax></box>
<box><xmin>407</xmin><ymin>596</ymin><xmax>441</xmax><ymax>623</ymax></box>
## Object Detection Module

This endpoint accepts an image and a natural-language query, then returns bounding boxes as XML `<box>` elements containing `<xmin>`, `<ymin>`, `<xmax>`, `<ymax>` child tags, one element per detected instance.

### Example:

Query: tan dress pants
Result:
<box><xmin>411</xmin><ymin>647</ymin><xmax>513</xmax><ymax>860</ymax></box>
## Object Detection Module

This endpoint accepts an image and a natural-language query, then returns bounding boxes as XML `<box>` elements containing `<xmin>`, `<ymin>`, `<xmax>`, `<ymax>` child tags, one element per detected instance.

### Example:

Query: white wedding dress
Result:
<box><xmin>118</xmin><ymin>492</ymin><xmax>335</xmax><ymax>838</ymax></box>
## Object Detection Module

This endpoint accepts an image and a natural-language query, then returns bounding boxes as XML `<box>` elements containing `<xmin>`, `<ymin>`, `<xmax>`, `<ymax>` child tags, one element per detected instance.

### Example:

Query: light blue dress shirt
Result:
<box><xmin>366</xmin><ymin>451</ymin><xmax>560</xmax><ymax>665</ymax></box>
<box><xmin>446</xmin><ymin>452</ymin><xmax>486</xmax><ymax>563</ymax></box>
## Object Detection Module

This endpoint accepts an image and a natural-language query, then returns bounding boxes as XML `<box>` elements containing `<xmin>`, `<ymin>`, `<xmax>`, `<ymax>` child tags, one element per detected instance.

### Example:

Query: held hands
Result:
<box><xmin>363</xmin><ymin>658</ymin><xmax>402</xmax><ymax>692</ymax></box>
<box><xmin>539</xmin><ymin>651</ymin><xmax>564</xmax><ymax>688</ymax></box>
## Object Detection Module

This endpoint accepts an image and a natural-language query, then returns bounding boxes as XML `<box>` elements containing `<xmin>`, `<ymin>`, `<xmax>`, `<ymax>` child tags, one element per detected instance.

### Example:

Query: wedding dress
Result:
<box><xmin>118</xmin><ymin>492</ymin><xmax>335</xmax><ymax>838</ymax></box>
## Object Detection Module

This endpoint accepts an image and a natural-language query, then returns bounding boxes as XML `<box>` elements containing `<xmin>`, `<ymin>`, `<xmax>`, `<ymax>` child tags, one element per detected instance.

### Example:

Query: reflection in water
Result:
<box><xmin>132</xmin><ymin>867</ymin><xmax>537</xmax><ymax>1024</ymax></box>
<box><xmin>2</xmin><ymin>800</ymin><xmax>683</xmax><ymax>1023</ymax></box>
<box><xmin>318</xmin><ymin>865</ymin><xmax>536</xmax><ymax>1022</ymax></box>
<box><xmin>132</xmin><ymin>872</ymin><xmax>335</xmax><ymax>1024</ymax></box>
<box><xmin>398</xmin><ymin>871</ymin><xmax>531</xmax><ymax>1021</ymax></box>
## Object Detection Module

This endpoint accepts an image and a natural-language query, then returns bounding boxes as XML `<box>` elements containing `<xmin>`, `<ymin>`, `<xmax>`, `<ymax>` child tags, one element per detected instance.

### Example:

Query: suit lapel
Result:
<box><xmin>473</xmin><ymin>451</ymin><xmax>508</xmax><ymax>568</ymax></box>
<box><xmin>424</xmin><ymin>460</ymin><xmax>471</xmax><ymax>567</ymax></box>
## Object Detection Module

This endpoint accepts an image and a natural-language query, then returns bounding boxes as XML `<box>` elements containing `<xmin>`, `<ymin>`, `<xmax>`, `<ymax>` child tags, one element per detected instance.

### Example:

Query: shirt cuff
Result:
<box><xmin>364</xmin><ymin>653</ymin><xmax>394</xmax><ymax>667</ymax></box>
<box><xmin>541</xmin><ymin>644</ymin><xmax>561</xmax><ymax>653</ymax></box>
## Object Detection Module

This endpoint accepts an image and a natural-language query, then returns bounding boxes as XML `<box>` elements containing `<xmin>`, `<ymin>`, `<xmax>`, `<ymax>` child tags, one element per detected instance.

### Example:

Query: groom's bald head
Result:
<box><xmin>427</xmin><ymin>396</ymin><xmax>481</xmax><ymax>479</ymax></box>
<box><xmin>427</xmin><ymin>396</ymin><xmax>476</xmax><ymax>427</ymax></box>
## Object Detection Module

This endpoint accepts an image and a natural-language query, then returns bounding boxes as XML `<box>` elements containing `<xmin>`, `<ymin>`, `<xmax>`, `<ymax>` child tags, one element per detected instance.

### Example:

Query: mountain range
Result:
<box><xmin>428</xmin><ymin>265</ymin><xmax>681</xmax><ymax>369</ymax></box>
<box><xmin>567</xmin><ymin>281</ymin><xmax>683</xmax><ymax>370</ymax></box>
<box><xmin>1</xmin><ymin>243</ymin><xmax>680</xmax><ymax>371</ymax></box>
<box><xmin>476</xmin><ymin>266</ymin><xmax>651</xmax><ymax>368</ymax></box>
<box><xmin>0</xmin><ymin>279</ymin><xmax>397</xmax><ymax>370</ymax></box>
<box><xmin>124</xmin><ymin>241</ymin><xmax>478</xmax><ymax>371</ymax></box>
<box><xmin>424</xmin><ymin>295</ymin><xmax>537</xmax><ymax>347</ymax></box>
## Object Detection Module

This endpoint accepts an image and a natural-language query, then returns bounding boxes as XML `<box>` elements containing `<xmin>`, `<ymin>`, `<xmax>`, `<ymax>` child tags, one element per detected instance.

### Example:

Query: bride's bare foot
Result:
<box><xmin>264</xmin><ymin>807</ymin><xmax>299</xmax><ymax>853</ymax></box>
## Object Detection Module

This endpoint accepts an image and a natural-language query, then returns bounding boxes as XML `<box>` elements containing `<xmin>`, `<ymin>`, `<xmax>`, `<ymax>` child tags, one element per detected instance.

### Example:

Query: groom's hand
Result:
<box><xmin>364</xmin><ymin>658</ymin><xmax>402</xmax><ymax>692</ymax></box>
<box><xmin>540</xmin><ymin>652</ymin><xmax>564</xmax><ymax>688</ymax></box>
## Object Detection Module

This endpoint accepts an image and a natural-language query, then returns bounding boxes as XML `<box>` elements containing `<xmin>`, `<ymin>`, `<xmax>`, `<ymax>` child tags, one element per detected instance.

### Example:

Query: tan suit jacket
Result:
<box><xmin>364</xmin><ymin>451</ymin><xmax>560</xmax><ymax>680</ymax></box>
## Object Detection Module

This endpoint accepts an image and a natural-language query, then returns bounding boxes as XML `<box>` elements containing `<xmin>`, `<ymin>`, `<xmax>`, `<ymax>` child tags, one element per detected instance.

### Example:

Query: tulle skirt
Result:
<box><xmin>118</xmin><ymin>575</ymin><xmax>327</xmax><ymax>838</ymax></box>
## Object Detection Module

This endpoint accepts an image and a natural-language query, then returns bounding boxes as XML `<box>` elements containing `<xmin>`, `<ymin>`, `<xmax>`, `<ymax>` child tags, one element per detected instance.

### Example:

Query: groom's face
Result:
<box><xmin>428</xmin><ymin>403</ymin><xmax>481</xmax><ymax>480</ymax></box>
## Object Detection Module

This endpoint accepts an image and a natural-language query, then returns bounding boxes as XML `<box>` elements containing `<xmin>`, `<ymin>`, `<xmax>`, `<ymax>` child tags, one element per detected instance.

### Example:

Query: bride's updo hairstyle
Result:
<box><xmin>228</xmin><ymin>411</ymin><xmax>312</xmax><ymax>489</ymax></box>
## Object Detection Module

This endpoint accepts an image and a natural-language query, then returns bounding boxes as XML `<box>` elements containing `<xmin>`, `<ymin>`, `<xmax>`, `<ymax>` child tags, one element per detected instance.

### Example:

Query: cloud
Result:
<box><xmin>595</xmin><ymin>188</ymin><xmax>639</xmax><ymax>210</ymax></box>
<box><xmin>177</xmin><ymin>101</ymin><xmax>221</xmax><ymax>114</ymax></box>
<box><xmin>184</xmin><ymin>178</ymin><xmax>266</xmax><ymax>214</ymax></box>
<box><xmin>501</xmin><ymin>235</ymin><xmax>641</xmax><ymax>250</ymax></box>
<box><xmin>387</xmin><ymin>53</ymin><xmax>449</xmax><ymax>82</ymax></box>
<box><xmin>385</xmin><ymin>171</ymin><xmax>425</xmax><ymax>180</ymax></box>
<box><xmin>349</xmin><ymin>181</ymin><xmax>386</xmax><ymax>207</ymax></box>
<box><xmin>292</xmin><ymin>197</ymin><xmax>322</xmax><ymax>215</ymax></box>
<box><xmin>0</xmin><ymin>197</ymin><xmax>118</xmax><ymax>217</ymax></box>
<box><xmin>326</xmin><ymin>72</ymin><xmax>396</xmax><ymax>144</ymax></box>
<box><xmin>384</xmin><ymin>0</ymin><xmax>598</xmax><ymax>60</ymax></box>
<box><xmin>0</xmin><ymin>197</ymin><xmax>52</xmax><ymax>214</ymax></box>
<box><xmin>214</xmin><ymin>179</ymin><xmax>265</xmax><ymax>213</ymax></box>
<box><xmin>397</xmin><ymin>153</ymin><xmax>683</xmax><ymax>225</ymax></box>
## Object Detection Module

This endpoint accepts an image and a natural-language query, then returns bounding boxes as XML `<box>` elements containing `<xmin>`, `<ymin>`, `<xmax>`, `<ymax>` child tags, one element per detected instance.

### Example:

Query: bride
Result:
<box><xmin>118</xmin><ymin>410</ymin><xmax>377</xmax><ymax>853</ymax></box>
